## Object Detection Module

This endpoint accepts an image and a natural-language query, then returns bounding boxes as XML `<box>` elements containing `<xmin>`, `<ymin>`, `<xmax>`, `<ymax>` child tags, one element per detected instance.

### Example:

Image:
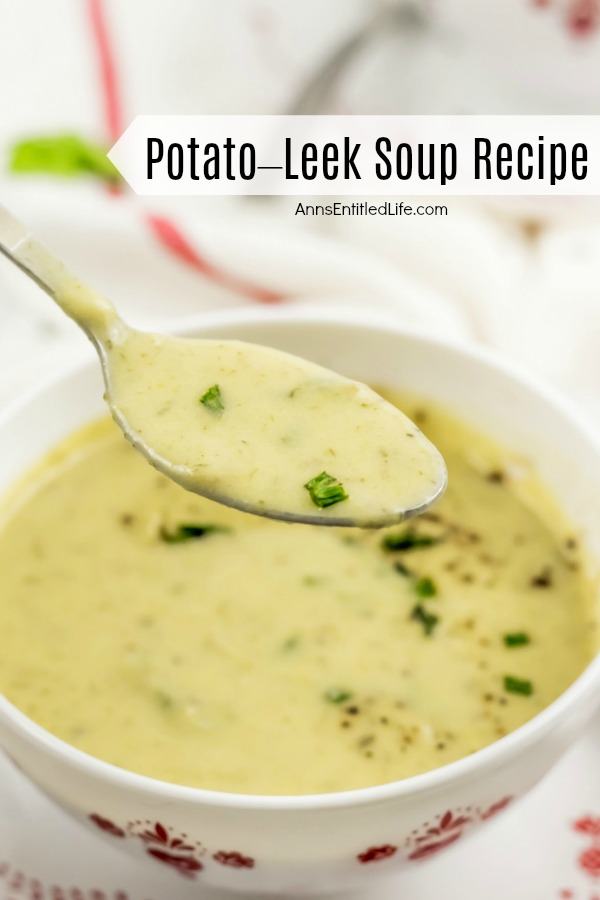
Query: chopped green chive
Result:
<box><xmin>382</xmin><ymin>529</ymin><xmax>440</xmax><ymax>552</ymax></box>
<box><xmin>324</xmin><ymin>687</ymin><xmax>353</xmax><ymax>704</ymax></box>
<box><xmin>282</xmin><ymin>635</ymin><xmax>301</xmax><ymax>652</ymax></box>
<box><xmin>304</xmin><ymin>471</ymin><xmax>348</xmax><ymax>509</ymax></box>
<box><xmin>154</xmin><ymin>689</ymin><xmax>176</xmax><ymax>711</ymax></box>
<box><xmin>503</xmin><ymin>675</ymin><xmax>533</xmax><ymax>696</ymax></box>
<box><xmin>159</xmin><ymin>523</ymin><xmax>226</xmax><ymax>543</ymax></box>
<box><xmin>302</xmin><ymin>574</ymin><xmax>323</xmax><ymax>587</ymax></box>
<box><xmin>414</xmin><ymin>576</ymin><xmax>437</xmax><ymax>598</ymax></box>
<box><xmin>503</xmin><ymin>632</ymin><xmax>531</xmax><ymax>648</ymax></box>
<box><xmin>411</xmin><ymin>604</ymin><xmax>439</xmax><ymax>636</ymax></box>
<box><xmin>200</xmin><ymin>384</ymin><xmax>224</xmax><ymax>413</ymax></box>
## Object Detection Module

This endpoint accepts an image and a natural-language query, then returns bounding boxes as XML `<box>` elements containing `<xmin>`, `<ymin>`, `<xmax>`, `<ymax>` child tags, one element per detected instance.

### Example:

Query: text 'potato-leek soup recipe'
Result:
<box><xmin>0</xmin><ymin>358</ymin><xmax>596</xmax><ymax>795</ymax></box>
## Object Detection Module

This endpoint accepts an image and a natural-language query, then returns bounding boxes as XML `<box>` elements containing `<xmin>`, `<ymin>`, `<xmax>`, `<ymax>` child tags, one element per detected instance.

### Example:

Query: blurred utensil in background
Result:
<box><xmin>287</xmin><ymin>1</ymin><xmax>432</xmax><ymax>115</ymax></box>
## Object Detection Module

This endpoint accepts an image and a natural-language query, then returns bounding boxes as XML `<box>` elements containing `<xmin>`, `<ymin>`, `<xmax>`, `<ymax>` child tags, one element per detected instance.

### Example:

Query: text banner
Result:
<box><xmin>108</xmin><ymin>115</ymin><xmax>600</xmax><ymax>196</ymax></box>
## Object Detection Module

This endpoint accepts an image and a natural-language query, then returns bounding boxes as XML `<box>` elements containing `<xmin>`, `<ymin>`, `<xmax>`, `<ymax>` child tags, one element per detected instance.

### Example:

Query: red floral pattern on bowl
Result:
<box><xmin>212</xmin><ymin>850</ymin><xmax>255</xmax><ymax>869</ymax></box>
<box><xmin>89</xmin><ymin>814</ymin><xmax>126</xmax><ymax>839</ymax></box>
<box><xmin>407</xmin><ymin>810</ymin><xmax>469</xmax><ymax>862</ymax></box>
<box><xmin>357</xmin><ymin>845</ymin><xmax>398</xmax><ymax>864</ymax></box>
<box><xmin>87</xmin><ymin>795</ymin><xmax>514</xmax><ymax>880</ymax></box>
<box><xmin>357</xmin><ymin>796</ymin><xmax>513</xmax><ymax>866</ymax></box>
<box><xmin>88</xmin><ymin>815</ymin><xmax>257</xmax><ymax>880</ymax></box>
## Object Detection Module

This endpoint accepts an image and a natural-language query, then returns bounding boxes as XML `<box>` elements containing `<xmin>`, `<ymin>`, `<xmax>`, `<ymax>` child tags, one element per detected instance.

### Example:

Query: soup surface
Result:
<box><xmin>0</xmin><ymin>394</ymin><xmax>596</xmax><ymax>795</ymax></box>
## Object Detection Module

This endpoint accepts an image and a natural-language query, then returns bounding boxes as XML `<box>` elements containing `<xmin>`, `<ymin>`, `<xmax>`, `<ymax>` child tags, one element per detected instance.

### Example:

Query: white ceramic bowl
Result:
<box><xmin>1</xmin><ymin>309</ymin><xmax>599</xmax><ymax>896</ymax></box>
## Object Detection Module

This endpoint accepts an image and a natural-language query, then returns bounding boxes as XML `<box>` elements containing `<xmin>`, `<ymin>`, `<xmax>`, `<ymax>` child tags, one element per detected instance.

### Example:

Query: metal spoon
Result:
<box><xmin>0</xmin><ymin>205</ymin><xmax>446</xmax><ymax>527</ymax></box>
<box><xmin>287</xmin><ymin>1</ymin><xmax>430</xmax><ymax>116</ymax></box>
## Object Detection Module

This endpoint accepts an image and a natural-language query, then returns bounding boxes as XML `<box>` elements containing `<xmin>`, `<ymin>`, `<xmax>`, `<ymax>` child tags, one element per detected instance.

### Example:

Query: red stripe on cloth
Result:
<box><xmin>87</xmin><ymin>0</ymin><xmax>124</xmax><ymax>141</ymax></box>
<box><xmin>85</xmin><ymin>0</ymin><xmax>284</xmax><ymax>302</ymax></box>
<box><xmin>145</xmin><ymin>214</ymin><xmax>284</xmax><ymax>303</ymax></box>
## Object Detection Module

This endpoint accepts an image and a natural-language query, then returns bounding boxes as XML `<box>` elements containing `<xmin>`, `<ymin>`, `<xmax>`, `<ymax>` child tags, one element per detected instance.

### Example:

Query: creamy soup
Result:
<box><xmin>0</xmin><ymin>395</ymin><xmax>596</xmax><ymax>795</ymax></box>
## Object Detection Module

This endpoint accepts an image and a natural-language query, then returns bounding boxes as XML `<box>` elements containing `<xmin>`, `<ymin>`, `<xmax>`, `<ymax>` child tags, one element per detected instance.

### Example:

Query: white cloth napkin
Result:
<box><xmin>322</xmin><ymin>194</ymin><xmax>600</xmax><ymax>417</ymax></box>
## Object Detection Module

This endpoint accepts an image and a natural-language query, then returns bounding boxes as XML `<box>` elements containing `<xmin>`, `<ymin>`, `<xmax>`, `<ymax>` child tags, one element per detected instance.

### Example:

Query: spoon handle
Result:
<box><xmin>0</xmin><ymin>205</ymin><xmax>117</xmax><ymax>340</ymax></box>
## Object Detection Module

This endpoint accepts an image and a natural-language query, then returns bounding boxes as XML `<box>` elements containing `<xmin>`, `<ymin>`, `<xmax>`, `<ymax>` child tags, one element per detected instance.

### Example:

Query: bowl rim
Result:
<box><xmin>1</xmin><ymin>305</ymin><xmax>599</xmax><ymax>812</ymax></box>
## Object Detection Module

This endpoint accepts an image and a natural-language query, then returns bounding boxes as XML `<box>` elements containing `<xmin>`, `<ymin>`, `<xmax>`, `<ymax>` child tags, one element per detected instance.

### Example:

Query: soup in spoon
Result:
<box><xmin>105</xmin><ymin>326</ymin><xmax>446</xmax><ymax>526</ymax></box>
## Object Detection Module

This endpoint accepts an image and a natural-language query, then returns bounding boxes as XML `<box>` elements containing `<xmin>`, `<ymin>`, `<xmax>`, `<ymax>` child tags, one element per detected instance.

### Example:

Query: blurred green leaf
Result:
<box><xmin>9</xmin><ymin>134</ymin><xmax>120</xmax><ymax>182</ymax></box>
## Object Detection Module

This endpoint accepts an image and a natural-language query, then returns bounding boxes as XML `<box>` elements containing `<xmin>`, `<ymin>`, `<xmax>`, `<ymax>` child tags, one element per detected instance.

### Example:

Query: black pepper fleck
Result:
<box><xmin>530</xmin><ymin>566</ymin><xmax>553</xmax><ymax>588</ymax></box>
